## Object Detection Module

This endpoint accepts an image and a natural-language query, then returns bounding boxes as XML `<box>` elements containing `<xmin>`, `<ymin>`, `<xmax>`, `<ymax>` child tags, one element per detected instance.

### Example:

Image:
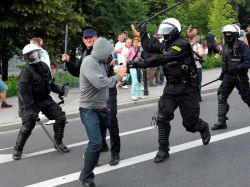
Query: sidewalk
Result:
<box><xmin>0</xmin><ymin>68</ymin><xmax>223</xmax><ymax>132</ymax></box>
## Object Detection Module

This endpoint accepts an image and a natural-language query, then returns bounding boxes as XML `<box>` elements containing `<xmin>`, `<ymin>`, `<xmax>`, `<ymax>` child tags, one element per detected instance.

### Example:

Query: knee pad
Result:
<box><xmin>20</xmin><ymin>125</ymin><xmax>32</xmax><ymax>136</ymax></box>
<box><xmin>54</xmin><ymin>111</ymin><xmax>66</xmax><ymax>125</ymax></box>
<box><xmin>156</xmin><ymin>112</ymin><xmax>172</xmax><ymax>126</ymax></box>
<box><xmin>218</xmin><ymin>94</ymin><xmax>227</xmax><ymax>104</ymax></box>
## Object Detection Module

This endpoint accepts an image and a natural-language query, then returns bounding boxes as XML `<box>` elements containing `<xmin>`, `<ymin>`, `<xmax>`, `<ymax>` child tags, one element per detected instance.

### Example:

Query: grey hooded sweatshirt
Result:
<box><xmin>79</xmin><ymin>37</ymin><xmax>120</xmax><ymax>109</ymax></box>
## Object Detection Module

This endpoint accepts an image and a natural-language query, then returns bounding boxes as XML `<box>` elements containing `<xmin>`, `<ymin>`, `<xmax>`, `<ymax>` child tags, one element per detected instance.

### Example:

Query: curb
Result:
<box><xmin>0</xmin><ymin>88</ymin><xmax>217</xmax><ymax>132</ymax></box>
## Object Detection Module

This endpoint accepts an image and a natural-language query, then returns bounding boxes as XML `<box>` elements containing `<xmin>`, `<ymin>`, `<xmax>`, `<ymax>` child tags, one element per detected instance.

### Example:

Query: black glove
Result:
<box><xmin>128</xmin><ymin>59</ymin><xmax>145</xmax><ymax>69</ymax></box>
<box><xmin>139</xmin><ymin>21</ymin><xmax>148</xmax><ymax>33</ymax></box>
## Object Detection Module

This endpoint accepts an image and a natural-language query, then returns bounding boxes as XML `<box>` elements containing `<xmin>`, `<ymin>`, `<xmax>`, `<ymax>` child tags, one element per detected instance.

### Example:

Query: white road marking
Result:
<box><xmin>0</xmin><ymin>126</ymin><xmax>155</xmax><ymax>164</ymax></box>
<box><xmin>0</xmin><ymin>146</ymin><xmax>13</xmax><ymax>151</ymax></box>
<box><xmin>25</xmin><ymin>126</ymin><xmax>250</xmax><ymax>187</ymax></box>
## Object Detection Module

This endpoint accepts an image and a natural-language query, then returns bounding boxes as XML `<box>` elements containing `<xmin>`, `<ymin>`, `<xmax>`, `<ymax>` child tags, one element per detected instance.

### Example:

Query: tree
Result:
<box><xmin>208</xmin><ymin>0</ymin><xmax>237</xmax><ymax>41</ymax></box>
<box><xmin>80</xmin><ymin>0</ymin><xmax>147</xmax><ymax>39</ymax></box>
<box><xmin>187</xmin><ymin>0</ymin><xmax>210</xmax><ymax>36</ymax></box>
<box><xmin>0</xmin><ymin>0</ymin><xmax>85</xmax><ymax>80</ymax></box>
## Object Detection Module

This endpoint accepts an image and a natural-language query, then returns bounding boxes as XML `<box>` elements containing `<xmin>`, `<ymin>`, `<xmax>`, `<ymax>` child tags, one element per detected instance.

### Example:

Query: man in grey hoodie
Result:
<box><xmin>79</xmin><ymin>37</ymin><xmax>124</xmax><ymax>187</ymax></box>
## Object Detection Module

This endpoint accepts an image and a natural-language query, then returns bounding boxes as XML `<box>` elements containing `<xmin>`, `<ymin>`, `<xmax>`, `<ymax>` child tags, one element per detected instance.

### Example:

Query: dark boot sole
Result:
<box><xmin>154</xmin><ymin>153</ymin><xmax>170</xmax><ymax>163</ymax></box>
<box><xmin>211</xmin><ymin>125</ymin><xmax>227</xmax><ymax>130</ymax></box>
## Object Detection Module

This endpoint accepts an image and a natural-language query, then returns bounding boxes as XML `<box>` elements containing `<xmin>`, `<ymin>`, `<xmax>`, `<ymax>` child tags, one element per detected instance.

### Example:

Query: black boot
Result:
<box><xmin>211</xmin><ymin>121</ymin><xmax>227</xmax><ymax>130</ymax></box>
<box><xmin>154</xmin><ymin>119</ymin><xmax>171</xmax><ymax>163</ymax></box>
<box><xmin>13</xmin><ymin>129</ymin><xmax>30</xmax><ymax>160</ymax></box>
<box><xmin>154</xmin><ymin>150</ymin><xmax>170</xmax><ymax>163</ymax></box>
<box><xmin>109</xmin><ymin>154</ymin><xmax>120</xmax><ymax>166</ymax></box>
<box><xmin>80</xmin><ymin>151</ymin><xmax>100</xmax><ymax>185</ymax></box>
<box><xmin>81</xmin><ymin>181</ymin><xmax>97</xmax><ymax>187</ymax></box>
<box><xmin>53</xmin><ymin>118</ymin><xmax>69</xmax><ymax>153</ymax></box>
<box><xmin>199</xmin><ymin>120</ymin><xmax>211</xmax><ymax>145</ymax></box>
<box><xmin>13</xmin><ymin>147</ymin><xmax>23</xmax><ymax>161</ymax></box>
<box><xmin>54</xmin><ymin>137</ymin><xmax>70</xmax><ymax>153</ymax></box>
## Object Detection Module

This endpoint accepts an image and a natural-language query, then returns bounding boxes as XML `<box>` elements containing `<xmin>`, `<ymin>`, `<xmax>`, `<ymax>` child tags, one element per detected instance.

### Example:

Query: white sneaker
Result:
<box><xmin>122</xmin><ymin>85</ymin><xmax>129</xmax><ymax>89</ymax></box>
<box><xmin>138</xmin><ymin>95</ymin><xmax>146</xmax><ymax>99</ymax></box>
<box><xmin>131</xmin><ymin>96</ymin><xmax>138</xmax><ymax>101</ymax></box>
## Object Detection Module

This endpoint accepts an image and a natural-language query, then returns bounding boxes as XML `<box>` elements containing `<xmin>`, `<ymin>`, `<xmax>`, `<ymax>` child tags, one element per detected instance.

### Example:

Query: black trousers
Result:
<box><xmin>100</xmin><ymin>87</ymin><xmax>120</xmax><ymax>156</ymax></box>
<box><xmin>15</xmin><ymin>97</ymin><xmax>66</xmax><ymax>150</ymax></box>
<box><xmin>217</xmin><ymin>74</ymin><xmax>250</xmax><ymax>110</ymax></box>
<box><xmin>156</xmin><ymin>82</ymin><xmax>206</xmax><ymax>149</ymax></box>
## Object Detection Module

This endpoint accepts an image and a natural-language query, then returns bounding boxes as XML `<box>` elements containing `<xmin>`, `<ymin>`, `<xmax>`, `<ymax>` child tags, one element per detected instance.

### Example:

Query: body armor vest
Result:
<box><xmin>223</xmin><ymin>42</ymin><xmax>242</xmax><ymax>74</ymax></box>
<box><xmin>25</xmin><ymin>63</ymin><xmax>52</xmax><ymax>101</ymax></box>
<box><xmin>162</xmin><ymin>41</ymin><xmax>197</xmax><ymax>82</ymax></box>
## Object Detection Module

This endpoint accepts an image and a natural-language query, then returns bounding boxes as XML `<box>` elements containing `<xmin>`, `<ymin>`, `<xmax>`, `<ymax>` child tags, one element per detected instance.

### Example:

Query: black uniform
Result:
<box><xmin>136</xmin><ymin>30</ymin><xmax>210</xmax><ymax>163</ymax></box>
<box><xmin>66</xmin><ymin>47</ymin><xmax>120</xmax><ymax>164</ymax></box>
<box><xmin>212</xmin><ymin>39</ymin><xmax>250</xmax><ymax>130</ymax></box>
<box><xmin>13</xmin><ymin>61</ymin><xmax>68</xmax><ymax>160</ymax></box>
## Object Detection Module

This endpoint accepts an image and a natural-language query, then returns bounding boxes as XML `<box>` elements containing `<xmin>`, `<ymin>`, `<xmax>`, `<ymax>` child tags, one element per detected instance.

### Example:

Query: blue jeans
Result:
<box><xmin>79</xmin><ymin>107</ymin><xmax>111</xmax><ymax>183</ymax></box>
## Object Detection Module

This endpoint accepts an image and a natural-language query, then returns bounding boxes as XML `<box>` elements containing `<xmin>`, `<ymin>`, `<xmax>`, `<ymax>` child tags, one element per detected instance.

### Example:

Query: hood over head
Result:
<box><xmin>91</xmin><ymin>37</ymin><xmax>114</xmax><ymax>62</ymax></box>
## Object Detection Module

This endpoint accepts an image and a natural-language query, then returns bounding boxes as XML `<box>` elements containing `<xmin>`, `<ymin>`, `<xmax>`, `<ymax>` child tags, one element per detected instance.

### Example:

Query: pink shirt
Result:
<box><xmin>129</xmin><ymin>47</ymin><xmax>142</xmax><ymax>61</ymax></box>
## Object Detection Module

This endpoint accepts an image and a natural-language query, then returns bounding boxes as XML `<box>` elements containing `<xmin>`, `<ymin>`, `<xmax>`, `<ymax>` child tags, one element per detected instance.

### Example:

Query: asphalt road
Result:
<box><xmin>0</xmin><ymin>90</ymin><xmax>249</xmax><ymax>187</ymax></box>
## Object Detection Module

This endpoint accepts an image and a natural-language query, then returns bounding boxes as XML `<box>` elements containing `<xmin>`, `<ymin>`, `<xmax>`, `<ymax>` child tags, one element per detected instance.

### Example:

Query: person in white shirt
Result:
<box><xmin>30</xmin><ymin>37</ymin><xmax>51</xmax><ymax>70</ymax></box>
<box><xmin>113</xmin><ymin>33</ymin><xmax>125</xmax><ymax>67</ymax></box>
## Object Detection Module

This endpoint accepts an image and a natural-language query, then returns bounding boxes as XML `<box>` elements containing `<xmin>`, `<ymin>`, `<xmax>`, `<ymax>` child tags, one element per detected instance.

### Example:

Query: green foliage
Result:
<box><xmin>6</xmin><ymin>76</ymin><xmax>19</xmax><ymax>97</ymax></box>
<box><xmin>187</xmin><ymin>0</ymin><xmax>210</xmax><ymax>35</ymax></box>
<box><xmin>209</xmin><ymin>0</ymin><xmax>236</xmax><ymax>41</ymax></box>
<box><xmin>81</xmin><ymin>0</ymin><xmax>147</xmax><ymax>38</ymax></box>
<box><xmin>0</xmin><ymin>0</ymin><xmax>86</xmax><ymax>79</ymax></box>
<box><xmin>202</xmin><ymin>55</ymin><xmax>222</xmax><ymax>69</ymax></box>
<box><xmin>53</xmin><ymin>71</ymin><xmax>79</xmax><ymax>88</ymax></box>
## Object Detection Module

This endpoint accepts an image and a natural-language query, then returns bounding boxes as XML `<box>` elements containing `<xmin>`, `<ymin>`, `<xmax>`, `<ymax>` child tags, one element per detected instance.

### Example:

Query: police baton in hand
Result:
<box><xmin>137</xmin><ymin>2</ymin><xmax>181</xmax><ymax>28</ymax></box>
<box><xmin>63</xmin><ymin>24</ymin><xmax>69</xmax><ymax>71</ymax></box>
<box><xmin>36</xmin><ymin>118</ymin><xmax>64</xmax><ymax>154</ymax></box>
<box><xmin>200</xmin><ymin>78</ymin><xmax>220</xmax><ymax>88</ymax></box>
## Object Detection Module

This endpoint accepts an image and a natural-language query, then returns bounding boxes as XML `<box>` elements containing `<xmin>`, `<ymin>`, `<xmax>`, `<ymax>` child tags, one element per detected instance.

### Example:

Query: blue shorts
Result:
<box><xmin>0</xmin><ymin>80</ymin><xmax>8</xmax><ymax>92</ymax></box>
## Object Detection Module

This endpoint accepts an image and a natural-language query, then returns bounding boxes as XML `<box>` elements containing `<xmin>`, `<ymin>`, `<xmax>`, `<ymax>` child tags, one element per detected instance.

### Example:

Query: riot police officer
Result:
<box><xmin>129</xmin><ymin>18</ymin><xmax>211</xmax><ymax>163</ymax></box>
<box><xmin>212</xmin><ymin>24</ymin><xmax>250</xmax><ymax>130</ymax></box>
<box><xmin>13</xmin><ymin>44</ymin><xmax>69</xmax><ymax>160</ymax></box>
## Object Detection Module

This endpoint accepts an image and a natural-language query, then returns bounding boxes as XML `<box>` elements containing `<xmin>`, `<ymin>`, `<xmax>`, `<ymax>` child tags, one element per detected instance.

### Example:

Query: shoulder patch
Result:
<box><xmin>172</xmin><ymin>45</ymin><xmax>182</xmax><ymax>52</ymax></box>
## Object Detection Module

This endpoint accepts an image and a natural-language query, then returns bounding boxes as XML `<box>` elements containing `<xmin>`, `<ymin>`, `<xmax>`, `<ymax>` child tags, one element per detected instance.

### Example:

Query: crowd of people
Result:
<box><xmin>1</xmin><ymin>17</ymin><xmax>249</xmax><ymax>187</ymax></box>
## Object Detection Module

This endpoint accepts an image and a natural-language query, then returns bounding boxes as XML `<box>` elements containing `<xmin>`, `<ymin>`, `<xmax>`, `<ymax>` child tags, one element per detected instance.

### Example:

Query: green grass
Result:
<box><xmin>53</xmin><ymin>71</ymin><xmax>79</xmax><ymax>88</ymax></box>
<box><xmin>202</xmin><ymin>55</ymin><xmax>222</xmax><ymax>69</ymax></box>
<box><xmin>6</xmin><ymin>76</ymin><xmax>18</xmax><ymax>97</ymax></box>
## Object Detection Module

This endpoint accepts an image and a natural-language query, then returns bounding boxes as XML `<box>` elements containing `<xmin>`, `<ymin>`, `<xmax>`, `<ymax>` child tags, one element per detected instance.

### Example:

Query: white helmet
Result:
<box><xmin>157</xmin><ymin>18</ymin><xmax>181</xmax><ymax>35</ymax></box>
<box><xmin>222</xmin><ymin>24</ymin><xmax>240</xmax><ymax>36</ymax></box>
<box><xmin>22</xmin><ymin>44</ymin><xmax>41</xmax><ymax>63</ymax></box>
<box><xmin>22</xmin><ymin>44</ymin><xmax>40</xmax><ymax>55</ymax></box>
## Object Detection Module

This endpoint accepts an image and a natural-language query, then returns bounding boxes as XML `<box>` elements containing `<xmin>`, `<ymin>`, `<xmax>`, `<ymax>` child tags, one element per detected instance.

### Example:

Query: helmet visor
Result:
<box><xmin>157</xmin><ymin>24</ymin><xmax>175</xmax><ymax>35</ymax></box>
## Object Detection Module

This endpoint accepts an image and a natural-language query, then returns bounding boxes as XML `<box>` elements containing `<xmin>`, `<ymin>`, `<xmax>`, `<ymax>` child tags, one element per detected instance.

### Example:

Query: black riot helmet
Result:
<box><xmin>157</xmin><ymin>18</ymin><xmax>181</xmax><ymax>42</ymax></box>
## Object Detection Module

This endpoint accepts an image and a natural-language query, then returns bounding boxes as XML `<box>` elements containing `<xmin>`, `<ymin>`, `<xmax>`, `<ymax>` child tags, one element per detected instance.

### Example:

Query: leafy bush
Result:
<box><xmin>53</xmin><ymin>71</ymin><xmax>79</xmax><ymax>88</ymax></box>
<box><xmin>6</xmin><ymin>76</ymin><xmax>18</xmax><ymax>97</ymax></box>
<box><xmin>202</xmin><ymin>55</ymin><xmax>222</xmax><ymax>69</ymax></box>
